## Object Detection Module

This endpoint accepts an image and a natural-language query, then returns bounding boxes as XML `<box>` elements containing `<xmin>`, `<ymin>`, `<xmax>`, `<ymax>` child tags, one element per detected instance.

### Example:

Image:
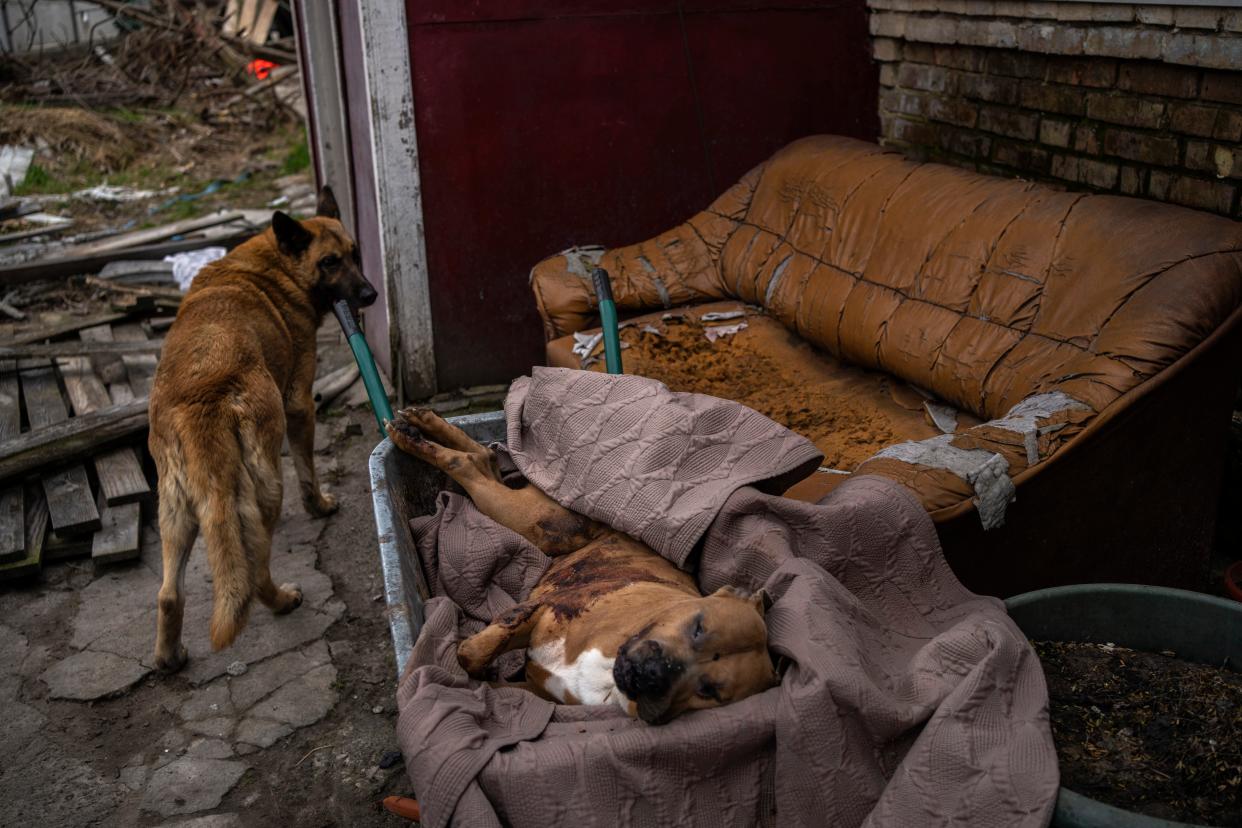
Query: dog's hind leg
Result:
<box><xmin>243</xmin><ymin>425</ymin><xmax>303</xmax><ymax>616</ymax></box>
<box><xmin>387</xmin><ymin>407</ymin><xmax>605</xmax><ymax>556</ymax></box>
<box><xmin>286</xmin><ymin>368</ymin><xmax>337</xmax><ymax>518</ymax></box>
<box><xmin>152</xmin><ymin>445</ymin><xmax>197</xmax><ymax>673</ymax></box>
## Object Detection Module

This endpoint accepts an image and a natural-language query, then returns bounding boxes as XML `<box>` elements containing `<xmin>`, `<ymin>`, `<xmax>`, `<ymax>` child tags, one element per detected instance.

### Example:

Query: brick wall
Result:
<box><xmin>870</xmin><ymin>0</ymin><xmax>1242</xmax><ymax>218</ymax></box>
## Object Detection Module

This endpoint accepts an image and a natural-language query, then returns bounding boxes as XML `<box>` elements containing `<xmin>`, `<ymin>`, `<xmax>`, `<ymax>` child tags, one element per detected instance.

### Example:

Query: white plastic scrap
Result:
<box><xmin>164</xmin><ymin>246</ymin><xmax>227</xmax><ymax>292</ymax></box>
<box><xmin>639</xmin><ymin>324</ymin><xmax>663</xmax><ymax>336</ymax></box>
<box><xmin>73</xmin><ymin>184</ymin><xmax>177</xmax><ymax>203</ymax></box>
<box><xmin>704</xmin><ymin>321</ymin><xmax>748</xmax><ymax>342</ymax></box>
<box><xmin>18</xmin><ymin>212</ymin><xmax>72</xmax><ymax>226</ymax></box>
<box><xmin>875</xmin><ymin>434</ymin><xmax>1015</xmax><ymax>530</ymax></box>
<box><xmin>571</xmin><ymin>331</ymin><xmax>603</xmax><ymax>359</ymax></box>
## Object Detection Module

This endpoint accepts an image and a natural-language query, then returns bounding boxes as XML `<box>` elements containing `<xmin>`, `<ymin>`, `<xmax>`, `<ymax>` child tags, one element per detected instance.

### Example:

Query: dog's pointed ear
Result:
<box><xmin>271</xmin><ymin>211</ymin><xmax>312</xmax><ymax>256</ymax></box>
<box><xmin>316</xmin><ymin>185</ymin><xmax>340</xmax><ymax>220</ymax></box>
<box><xmin>711</xmin><ymin>585</ymin><xmax>770</xmax><ymax>616</ymax></box>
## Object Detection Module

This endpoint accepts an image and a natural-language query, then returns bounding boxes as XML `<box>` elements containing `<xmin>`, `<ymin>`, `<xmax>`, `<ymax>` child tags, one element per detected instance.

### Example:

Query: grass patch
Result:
<box><xmin>160</xmin><ymin>198</ymin><xmax>205</xmax><ymax>222</ymax></box>
<box><xmin>11</xmin><ymin>157</ymin><xmax>130</xmax><ymax>197</ymax></box>
<box><xmin>12</xmin><ymin>163</ymin><xmax>56</xmax><ymax>196</ymax></box>
<box><xmin>105</xmin><ymin>107</ymin><xmax>146</xmax><ymax>124</ymax></box>
<box><xmin>281</xmin><ymin>136</ymin><xmax>310</xmax><ymax>176</ymax></box>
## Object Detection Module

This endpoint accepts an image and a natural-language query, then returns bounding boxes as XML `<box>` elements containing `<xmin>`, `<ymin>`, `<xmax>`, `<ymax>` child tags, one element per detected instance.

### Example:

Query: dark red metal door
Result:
<box><xmin>406</xmin><ymin>1</ymin><xmax>878</xmax><ymax>389</ymax></box>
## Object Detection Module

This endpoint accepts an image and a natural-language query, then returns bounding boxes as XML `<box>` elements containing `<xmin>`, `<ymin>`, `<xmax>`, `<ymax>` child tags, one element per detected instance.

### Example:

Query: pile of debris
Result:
<box><xmin>1</xmin><ymin>0</ymin><xmax>301</xmax><ymax>120</ymax></box>
<box><xmin>0</xmin><ymin>198</ymin><xmax>269</xmax><ymax>275</ymax></box>
<box><xmin>0</xmin><ymin>0</ymin><xmax>308</xmax><ymax>243</ymax></box>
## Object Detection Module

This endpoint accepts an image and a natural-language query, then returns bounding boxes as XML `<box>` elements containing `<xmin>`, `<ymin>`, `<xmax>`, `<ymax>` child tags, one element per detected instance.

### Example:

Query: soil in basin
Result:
<box><xmin>1035</xmin><ymin>639</ymin><xmax>1242</xmax><ymax>826</ymax></box>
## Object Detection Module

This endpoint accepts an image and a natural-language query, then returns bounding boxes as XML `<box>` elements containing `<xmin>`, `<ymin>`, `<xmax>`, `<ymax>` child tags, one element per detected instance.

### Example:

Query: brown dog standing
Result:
<box><xmin>385</xmin><ymin>407</ymin><xmax>777</xmax><ymax>724</ymax></box>
<box><xmin>148</xmin><ymin>188</ymin><xmax>376</xmax><ymax>671</ymax></box>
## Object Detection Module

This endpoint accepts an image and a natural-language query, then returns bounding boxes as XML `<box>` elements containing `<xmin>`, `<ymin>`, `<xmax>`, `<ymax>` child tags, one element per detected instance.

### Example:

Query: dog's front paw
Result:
<box><xmin>305</xmin><ymin>490</ymin><xmax>338</xmax><ymax>517</ymax></box>
<box><xmin>154</xmin><ymin>644</ymin><xmax>189</xmax><ymax>673</ymax></box>
<box><xmin>456</xmin><ymin>640</ymin><xmax>492</xmax><ymax>679</ymax></box>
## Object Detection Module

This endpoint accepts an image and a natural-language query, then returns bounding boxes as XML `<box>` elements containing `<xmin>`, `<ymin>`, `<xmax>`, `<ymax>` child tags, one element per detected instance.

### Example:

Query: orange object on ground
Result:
<box><xmin>246</xmin><ymin>59</ymin><xmax>277</xmax><ymax>80</ymax></box>
<box><xmin>382</xmin><ymin>796</ymin><xmax>421</xmax><ymax>821</ymax></box>
<box><xmin>531</xmin><ymin>135</ymin><xmax>1242</xmax><ymax>596</ymax></box>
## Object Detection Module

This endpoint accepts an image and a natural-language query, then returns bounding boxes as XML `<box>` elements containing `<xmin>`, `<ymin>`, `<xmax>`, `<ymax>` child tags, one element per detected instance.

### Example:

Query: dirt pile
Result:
<box><xmin>614</xmin><ymin>314</ymin><xmax>935</xmax><ymax>471</ymax></box>
<box><xmin>0</xmin><ymin>106</ymin><xmax>139</xmax><ymax>171</ymax></box>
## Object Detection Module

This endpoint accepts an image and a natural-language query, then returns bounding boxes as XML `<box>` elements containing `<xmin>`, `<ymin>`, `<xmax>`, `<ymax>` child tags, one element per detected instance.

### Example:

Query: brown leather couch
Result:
<box><xmin>529</xmin><ymin>136</ymin><xmax>1242</xmax><ymax>597</ymax></box>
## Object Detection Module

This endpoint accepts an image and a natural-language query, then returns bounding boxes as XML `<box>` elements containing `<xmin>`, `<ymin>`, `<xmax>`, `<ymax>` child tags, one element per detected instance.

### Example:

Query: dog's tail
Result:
<box><xmin>179</xmin><ymin>413</ymin><xmax>257</xmax><ymax>651</ymax></box>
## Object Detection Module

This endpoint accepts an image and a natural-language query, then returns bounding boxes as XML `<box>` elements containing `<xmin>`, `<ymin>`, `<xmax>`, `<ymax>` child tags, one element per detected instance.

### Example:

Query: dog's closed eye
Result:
<box><xmin>319</xmin><ymin>254</ymin><xmax>342</xmax><ymax>270</ymax></box>
<box><xmin>696</xmin><ymin>678</ymin><xmax>721</xmax><ymax>700</ymax></box>
<box><xmin>691</xmin><ymin>614</ymin><xmax>707</xmax><ymax>648</ymax></box>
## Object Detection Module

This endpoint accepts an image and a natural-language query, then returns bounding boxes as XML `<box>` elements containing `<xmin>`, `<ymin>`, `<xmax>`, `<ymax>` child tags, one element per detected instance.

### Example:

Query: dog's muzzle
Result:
<box><xmin>357</xmin><ymin>282</ymin><xmax>378</xmax><ymax>307</ymax></box>
<box><xmin>614</xmin><ymin>639</ymin><xmax>684</xmax><ymax>722</ymax></box>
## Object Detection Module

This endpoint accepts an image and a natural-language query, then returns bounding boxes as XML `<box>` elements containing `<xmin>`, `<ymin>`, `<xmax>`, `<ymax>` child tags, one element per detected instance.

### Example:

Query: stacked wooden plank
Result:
<box><xmin>0</xmin><ymin>313</ymin><xmax>166</xmax><ymax>580</ymax></box>
<box><xmin>223</xmin><ymin>0</ymin><xmax>281</xmax><ymax>45</ymax></box>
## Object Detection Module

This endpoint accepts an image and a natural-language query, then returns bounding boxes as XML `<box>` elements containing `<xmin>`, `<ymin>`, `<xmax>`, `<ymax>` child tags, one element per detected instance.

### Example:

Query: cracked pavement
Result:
<box><xmin>0</xmin><ymin>399</ymin><xmax>410</xmax><ymax>827</ymax></box>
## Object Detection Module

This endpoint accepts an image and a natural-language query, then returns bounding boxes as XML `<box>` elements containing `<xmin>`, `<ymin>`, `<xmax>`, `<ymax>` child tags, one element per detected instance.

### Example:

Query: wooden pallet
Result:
<box><xmin>0</xmin><ymin>320</ymin><xmax>158</xmax><ymax>580</ymax></box>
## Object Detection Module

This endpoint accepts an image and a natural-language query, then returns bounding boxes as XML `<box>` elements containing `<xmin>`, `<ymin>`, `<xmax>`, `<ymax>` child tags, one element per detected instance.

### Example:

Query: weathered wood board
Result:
<box><xmin>19</xmin><ymin>360</ymin><xmax>100</xmax><ymax>534</ymax></box>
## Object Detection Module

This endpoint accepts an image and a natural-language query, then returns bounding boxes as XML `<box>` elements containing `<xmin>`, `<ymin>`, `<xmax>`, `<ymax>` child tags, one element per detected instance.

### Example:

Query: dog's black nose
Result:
<box><xmin>613</xmin><ymin>640</ymin><xmax>682</xmax><ymax>700</ymax></box>
<box><xmin>358</xmin><ymin>283</ymin><xmax>378</xmax><ymax>307</ymax></box>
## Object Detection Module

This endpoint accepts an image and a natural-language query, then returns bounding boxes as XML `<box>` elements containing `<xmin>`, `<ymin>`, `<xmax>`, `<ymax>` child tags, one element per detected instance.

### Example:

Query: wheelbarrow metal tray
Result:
<box><xmin>369</xmin><ymin>410</ymin><xmax>508</xmax><ymax>677</ymax></box>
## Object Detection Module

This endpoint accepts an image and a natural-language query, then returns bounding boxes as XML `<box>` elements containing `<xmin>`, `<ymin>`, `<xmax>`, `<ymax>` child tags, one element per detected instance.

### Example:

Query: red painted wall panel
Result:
<box><xmin>685</xmin><ymin>7</ymin><xmax>879</xmax><ymax>189</ymax></box>
<box><xmin>406</xmin><ymin>1</ymin><xmax>878</xmax><ymax>389</ymax></box>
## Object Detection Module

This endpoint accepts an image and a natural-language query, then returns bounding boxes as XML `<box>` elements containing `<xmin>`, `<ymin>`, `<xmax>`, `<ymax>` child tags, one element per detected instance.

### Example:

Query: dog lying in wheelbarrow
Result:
<box><xmin>385</xmin><ymin>407</ymin><xmax>778</xmax><ymax>724</ymax></box>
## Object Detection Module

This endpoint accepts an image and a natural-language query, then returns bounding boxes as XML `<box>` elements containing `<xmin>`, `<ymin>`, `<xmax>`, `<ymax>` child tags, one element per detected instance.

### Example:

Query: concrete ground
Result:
<box><xmin>0</xmin><ymin>348</ymin><xmax>417</xmax><ymax>826</ymax></box>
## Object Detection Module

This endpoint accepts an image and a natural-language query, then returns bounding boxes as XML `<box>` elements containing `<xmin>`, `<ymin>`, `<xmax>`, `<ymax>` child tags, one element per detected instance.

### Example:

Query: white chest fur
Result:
<box><xmin>528</xmin><ymin>639</ymin><xmax>629</xmax><ymax>711</ymax></box>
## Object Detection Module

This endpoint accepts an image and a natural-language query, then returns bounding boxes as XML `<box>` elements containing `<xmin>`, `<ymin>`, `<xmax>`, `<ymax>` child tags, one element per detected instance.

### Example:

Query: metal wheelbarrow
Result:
<box><xmin>369</xmin><ymin>409</ymin><xmax>507</xmax><ymax>677</ymax></box>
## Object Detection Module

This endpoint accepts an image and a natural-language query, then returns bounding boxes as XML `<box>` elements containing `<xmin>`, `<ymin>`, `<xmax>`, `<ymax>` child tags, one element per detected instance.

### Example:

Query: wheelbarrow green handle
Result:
<box><xmin>333</xmin><ymin>299</ymin><xmax>394</xmax><ymax>436</ymax></box>
<box><xmin>591</xmin><ymin>267</ymin><xmax>623</xmax><ymax>375</ymax></box>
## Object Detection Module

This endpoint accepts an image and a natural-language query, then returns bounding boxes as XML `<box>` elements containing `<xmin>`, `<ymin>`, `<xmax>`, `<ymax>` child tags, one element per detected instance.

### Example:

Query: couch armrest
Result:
<box><xmin>529</xmin><ymin>163</ymin><xmax>765</xmax><ymax>340</ymax></box>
